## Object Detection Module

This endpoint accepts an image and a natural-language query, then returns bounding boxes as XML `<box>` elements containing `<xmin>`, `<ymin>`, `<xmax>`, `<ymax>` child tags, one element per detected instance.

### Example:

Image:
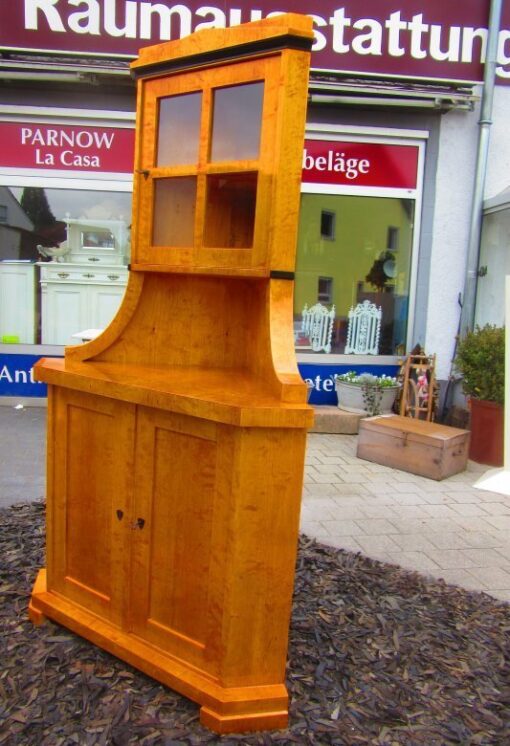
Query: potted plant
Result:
<box><xmin>454</xmin><ymin>324</ymin><xmax>505</xmax><ymax>466</ymax></box>
<box><xmin>335</xmin><ymin>371</ymin><xmax>401</xmax><ymax>416</ymax></box>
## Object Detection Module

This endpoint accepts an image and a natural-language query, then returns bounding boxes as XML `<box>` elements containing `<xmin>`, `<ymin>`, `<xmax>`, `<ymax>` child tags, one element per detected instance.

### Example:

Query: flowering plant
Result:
<box><xmin>335</xmin><ymin>371</ymin><xmax>399</xmax><ymax>388</ymax></box>
<box><xmin>335</xmin><ymin>371</ymin><xmax>400</xmax><ymax>416</ymax></box>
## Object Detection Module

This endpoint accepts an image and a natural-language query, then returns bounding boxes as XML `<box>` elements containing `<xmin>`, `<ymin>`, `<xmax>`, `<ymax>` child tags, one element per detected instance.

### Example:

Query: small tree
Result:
<box><xmin>20</xmin><ymin>187</ymin><xmax>56</xmax><ymax>229</ymax></box>
<box><xmin>20</xmin><ymin>187</ymin><xmax>66</xmax><ymax>246</ymax></box>
<box><xmin>454</xmin><ymin>324</ymin><xmax>505</xmax><ymax>405</ymax></box>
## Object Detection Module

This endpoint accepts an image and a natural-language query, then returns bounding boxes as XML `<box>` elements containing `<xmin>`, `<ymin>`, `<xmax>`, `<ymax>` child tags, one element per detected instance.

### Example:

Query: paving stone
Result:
<box><xmin>361</xmin><ymin>503</ymin><xmax>403</xmax><ymax>518</ymax></box>
<box><xmin>427</xmin><ymin>548</ymin><xmax>504</xmax><ymax>570</ymax></box>
<box><xmin>320</xmin><ymin>519</ymin><xmax>366</xmax><ymax>537</ymax></box>
<box><xmin>465</xmin><ymin>565</ymin><xmax>510</xmax><ymax>590</ymax></box>
<box><xmin>459</xmin><ymin>548</ymin><xmax>509</xmax><ymax>567</ymax></box>
<box><xmin>312</xmin><ymin>463</ymin><xmax>345</xmax><ymax>474</ymax></box>
<box><xmin>426</xmin><ymin>567</ymin><xmax>485</xmax><ymax>591</ymax></box>
<box><xmin>424</xmin><ymin>531</ymin><xmax>472</xmax><ymax>550</ymax></box>
<box><xmin>479</xmin><ymin>501</ymin><xmax>510</xmax><ymax>515</ymax></box>
<box><xmin>300</xmin><ymin>521</ymin><xmax>331</xmax><ymax>537</ymax></box>
<box><xmin>333</xmin><ymin>483</ymin><xmax>370</xmax><ymax>496</ymax></box>
<box><xmin>494</xmin><ymin>545</ymin><xmax>510</xmax><ymax>562</ymax></box>
<box><xmin>449</xmin><ymin>502</ymin><xmax>492</xmax><ymax>517</ymax></box>
<box><xmin>421</xmin><ymin>504</ymin><xmax>459</xmax><ymax>518</ymax></box>
<box><xmin>386</xmin><ymin>551</ymin><xmax>440</xmax><ymax>572</ymax></box>
<box><xmin>489</xmin><ymin>588</ymin><xmax>510</xmax><ymax>603</ymax></box>
<box><xmin>300</xmin><ymin>501</ymin><xmax>337</xmax><ymax>522</ymax></box>
<box><xmin>484</xmin><ymin>515</ymin><xmax>510</xmax><ymax>531</ymax></box>
<box><xmin>449</xmin><ymin>491</ymin><xmax>488</xmax><ymax>504</ymax></box>
<box><xmin>389</xmin><ymin>533</ymin><xmax>439</xmax><ymax>553</ymax></box>
<box><xmin>387</xmin><ymin>505</ymin><xmax>430</xmax><ymax>518</ymax></box>
<box><xmin>419</xmin><ymin>491</ymin><xmax>459</xmax><ymax>505</ymax></box>
<box><xmin>326</xmin><ymin>504</ymin><xmax>366</xmax><ymax>520</ymax></box>
<box><xmin>303</xmin><ymin>484</ymin><xmax>345</xmax><ymax>498</ymax></box>
<box><xmin>315</xmin><ymin>456</ymin><xmax>347</xmax><ymax>465</ymax></box>
<box><xmin>451</xmin><ymin>515</ymin><xmax>498</xmax><ymax>532</ymax></box>
<box><xmin>319</xmin><ymin>536</ymin><xmax>364</xmax><ymax>553</ymax></box>
<box><xmin>330</xmin><ymin>495</ymin><xmax>368</xmax><ymax>506</ymax></box>
<box><xmin>390</xmin><ymin>492</ymin><xmax>429</xmax><ymax>506</ymax></box>
<box><xmin>355</xmin><ymin>534</ymin><xmax>402</xmax><ymax>553</ymax></box>
<box><xmin>357</xmin><ymin>518</ymin><xmax>398</xmax><ymax>535</ymax></box>
<box><xmin>460</xmin><ymin>532</ymin><xmax>507</xmax><ymax>549</ymax></box>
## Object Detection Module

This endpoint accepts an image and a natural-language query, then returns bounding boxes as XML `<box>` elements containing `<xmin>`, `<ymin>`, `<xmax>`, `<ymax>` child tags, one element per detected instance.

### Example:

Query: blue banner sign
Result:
<box><xmin>300</xmin><ymin>363</ymin><xmax>400</xmax><ymax>405</ymax></box>
<box><xmin>0</xmin><ymin>353</ymin><xmax>399</xmax><ymax>405</ymax></box>
<box><xmin>0</xmin><ymin>354</ymin><xmax>49</xmax><ymax>397</ymax></box>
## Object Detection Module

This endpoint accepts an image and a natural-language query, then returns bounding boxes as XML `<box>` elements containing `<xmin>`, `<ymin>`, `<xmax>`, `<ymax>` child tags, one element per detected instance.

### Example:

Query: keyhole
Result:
<box><xmin>116</xmin><ymin>509</ymin><xmax>124</xmax><ymax>521</ymax></box>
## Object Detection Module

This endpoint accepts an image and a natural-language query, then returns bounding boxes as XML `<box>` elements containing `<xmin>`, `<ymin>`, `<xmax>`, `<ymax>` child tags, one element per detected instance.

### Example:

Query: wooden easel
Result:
<box><xmin>29</xmin><ymin>15</ymin><xmax>314</xmax><ymax>734</ymax></box>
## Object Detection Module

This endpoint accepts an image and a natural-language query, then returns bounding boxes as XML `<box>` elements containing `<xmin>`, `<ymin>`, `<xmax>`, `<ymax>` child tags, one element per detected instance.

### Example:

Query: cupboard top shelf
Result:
<box><xmin>130</xmin><ymin>14</ymin><xmax>314</xmax><ymax>79</ymax></box>
<box><xmin>35</xmin><ymin>357</ymin><xmax>313</xmax><ymax>429</ymax></box>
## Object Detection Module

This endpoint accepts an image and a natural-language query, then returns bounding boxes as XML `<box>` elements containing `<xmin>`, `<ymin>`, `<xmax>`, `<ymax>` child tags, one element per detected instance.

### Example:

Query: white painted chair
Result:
<box><xmin>345</xmin><ymin>300</ymin><xmax>382</xmax><ymax>355</ymax></box>
<box><xmin>301</xmin><ymin>303</ymin><xmax>336</xmax><ymax>353</ymax></box>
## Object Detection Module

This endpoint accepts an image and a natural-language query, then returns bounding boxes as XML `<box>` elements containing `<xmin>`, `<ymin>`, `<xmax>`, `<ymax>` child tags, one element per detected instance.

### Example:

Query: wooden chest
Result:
<box><xmin>357</xmin><ymin>415</ymin><xmax>470</xmax><ymax>480</ymax></box>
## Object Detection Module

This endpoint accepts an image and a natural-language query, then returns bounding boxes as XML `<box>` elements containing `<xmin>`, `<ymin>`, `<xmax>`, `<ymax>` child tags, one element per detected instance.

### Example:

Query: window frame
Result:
<box><xmin>297</xmin><ymin>124</ymin><xmax>426</xmax><ymax>363</ymax></box>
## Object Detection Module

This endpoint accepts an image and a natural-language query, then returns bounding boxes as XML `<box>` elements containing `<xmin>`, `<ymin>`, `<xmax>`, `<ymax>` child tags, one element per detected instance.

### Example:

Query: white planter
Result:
<box><xmin>335</xmin><ymin>380</ymin><xmax>400</xmax><ymax>415</ymax></box>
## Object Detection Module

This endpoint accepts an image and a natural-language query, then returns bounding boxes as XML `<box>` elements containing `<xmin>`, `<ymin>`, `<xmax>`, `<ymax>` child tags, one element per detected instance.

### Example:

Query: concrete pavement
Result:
<box><xmin>302</xmin><ymin>433</ymin><xmax>510</xmax><ymax>604</ymax></box>
<box><xmin>0</xmin><ymin>405</ymin><xmax>46</xmax><ymax>508</ymax></box>
<box><xmin>1</xmin><ymin>406</ymin><xmax>509</xmax><ymax>603</ymax></box>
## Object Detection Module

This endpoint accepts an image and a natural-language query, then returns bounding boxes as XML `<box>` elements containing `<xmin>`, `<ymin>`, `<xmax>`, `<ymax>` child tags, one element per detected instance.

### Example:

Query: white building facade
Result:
<box><xmin>0</xmin><ymin>0</ymin><xmax>508</xmax><ymax>405</ymax></box>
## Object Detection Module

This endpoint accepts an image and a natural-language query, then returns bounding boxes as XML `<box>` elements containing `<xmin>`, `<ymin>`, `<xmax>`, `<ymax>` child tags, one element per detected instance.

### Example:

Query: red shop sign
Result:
<box><xmin>302</xmin><ymin>140</ymin><xmax>419</xmax><ymax>189</ymax></box>
<box><xmin>0</xmin><ymin>1</ymin><xmax>508</xmax><ymax>84</ymax></box>
<box><xmin>0</xmin><ymin>122</ymin><xmax>135</xmax><ymax>174</ymax></box>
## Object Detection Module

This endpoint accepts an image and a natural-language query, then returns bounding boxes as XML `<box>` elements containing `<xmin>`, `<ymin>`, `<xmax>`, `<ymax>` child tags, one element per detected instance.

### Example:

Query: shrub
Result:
<box><xmin>454</xmin><ymin>324</ymin><xmax>504</xmax><ymax>405</ymax></box>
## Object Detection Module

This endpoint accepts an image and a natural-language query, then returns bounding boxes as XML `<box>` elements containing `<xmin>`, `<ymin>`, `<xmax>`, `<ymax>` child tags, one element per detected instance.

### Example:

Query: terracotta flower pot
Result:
<box><xmin>468</xmin><ymin>397</ymin><xmax>504</xmax><ymax>466</ymax></box>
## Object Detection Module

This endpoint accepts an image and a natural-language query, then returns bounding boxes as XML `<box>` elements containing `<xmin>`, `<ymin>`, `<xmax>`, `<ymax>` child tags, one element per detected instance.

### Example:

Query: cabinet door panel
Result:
<box><xmin>43</xmin><ymin>285</ymin><xmax>86</xmax><ymax>345</ymax></box>
<box><xmin>50</xmin><ymin>389</ymin><xmax>135</xmax><ymax>625</ymax></box>
<box><xmin>90</xmin><ymin>285</ymin><xmax>126</xmax><ymax>329</ymax></box>
<box><xmin>130</xmin><ymin>408</ymin><xmax>221</xmax><ymax>672</ymax></box>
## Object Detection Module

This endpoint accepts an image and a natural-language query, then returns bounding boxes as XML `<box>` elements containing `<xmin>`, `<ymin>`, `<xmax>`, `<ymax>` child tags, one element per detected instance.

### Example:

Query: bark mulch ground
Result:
<box><xmin>1</xmin><ymin>500</ymin><xmax>509</xmax><ymax>745</ymax></box>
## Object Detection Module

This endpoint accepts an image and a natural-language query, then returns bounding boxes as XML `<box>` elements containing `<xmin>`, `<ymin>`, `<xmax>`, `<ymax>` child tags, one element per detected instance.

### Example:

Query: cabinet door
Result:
<box><xmin>129</xmin><ymin>407</ymin><xmax>230</xmax><ymax>676</ymax></box>
<box><xmin>89</xmin><ymin>284</ymin><xmax>126</xmax><ymax>329</ymax></box>
<box><xmin>48</xmin><ymin>388</ymin><xmax>135</xmax><ymax>626</ymax></box>
<box><xmin>0</xmin><ymin>263</ymin><xmax>36</xmax><ymax>343</ymax></box>
<box><xmin>42</xmin><ymin>284</ymin><xmax>87</xmax><ymax>345</ymax></box>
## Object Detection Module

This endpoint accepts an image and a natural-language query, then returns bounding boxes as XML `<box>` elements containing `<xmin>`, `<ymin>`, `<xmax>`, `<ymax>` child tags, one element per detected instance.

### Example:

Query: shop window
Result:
<box><xmin>0</xmin><ymin>186</ymin><xmax>131</xmax><ymax>347</ymax></box>
<box><xmin>295</xmin><ymin>194</ymin><xmax>415</xmax><ymax>356</ymax></box>
<box><xmin>318</xmin><ymin>276</ymin><xmax>333</xmax><ymax>303</ymax></box>
<box><xmin>320</xmin><ymin>210</ymin><xmax>336</xmax><ymax>240</ymax></box>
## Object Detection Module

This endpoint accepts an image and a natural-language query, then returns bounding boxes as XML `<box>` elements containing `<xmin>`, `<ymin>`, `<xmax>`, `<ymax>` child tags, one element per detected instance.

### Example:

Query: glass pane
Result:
<box><xmin>152</xmin><ymin>177</ymin><xmax>196</xmax><ymax>247</ymax></box>
<box><xmin>203</xmin><ymin>173</ymin><xmax>257</xmax><ymax>248</ymax></box>
<box><xmin>157</xmin><ymin>92</ymin><xmax>201</xmax><ymax>166</ymax></box>
<box><xmin>0</xmin><ymin>186</ymin><xmax>131</xmax><ymax>347</ymax></box>
<box><xmin>294</xmin><ymin>194</ymin><xmax>415</xmax><ymax>356</ymax></box>
<box><xmin>211</xmin><ymin>83</ymin><xmax>263</xmax><ymax>162</ymax></box>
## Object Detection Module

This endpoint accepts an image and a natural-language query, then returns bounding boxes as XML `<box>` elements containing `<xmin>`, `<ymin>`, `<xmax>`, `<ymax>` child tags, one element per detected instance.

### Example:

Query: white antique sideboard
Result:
<box><xmin>38</xmin><ymin>218</ymin><xmax>128</xmax><ymax>345</ymax></box>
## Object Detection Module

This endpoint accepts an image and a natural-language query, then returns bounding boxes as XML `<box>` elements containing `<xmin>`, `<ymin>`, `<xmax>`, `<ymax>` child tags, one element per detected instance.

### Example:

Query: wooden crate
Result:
<box><xmin>357</xmin><ymin>415</ymin><xmax>469</xmax><ymax>480</ymax></box>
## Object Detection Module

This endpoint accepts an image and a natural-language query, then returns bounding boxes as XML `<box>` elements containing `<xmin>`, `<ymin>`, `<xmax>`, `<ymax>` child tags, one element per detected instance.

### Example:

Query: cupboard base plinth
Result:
<box><xmin>200</xmin><ymin>705</ymin><xmax>288</xmax><ymax>734</ymax></box>
<box><xmin>29</xmin><ymin>569</ymin><xmax>290</xmax><ymax>734</ymax></box>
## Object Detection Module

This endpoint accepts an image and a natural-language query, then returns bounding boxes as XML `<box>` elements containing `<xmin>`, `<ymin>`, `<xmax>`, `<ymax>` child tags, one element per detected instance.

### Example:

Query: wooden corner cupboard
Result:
<box><xmin>29</xmin><ymin>14</ymin><xmax>314</xmax><ymax>734</ymax></box>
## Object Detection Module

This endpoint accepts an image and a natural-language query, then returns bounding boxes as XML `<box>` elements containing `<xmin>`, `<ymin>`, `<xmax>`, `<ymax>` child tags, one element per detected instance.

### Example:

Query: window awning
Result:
<box><xmin>309</xmin><ymin>74</ymin><xmax>478</xmax><ymax>111</ymax></box>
